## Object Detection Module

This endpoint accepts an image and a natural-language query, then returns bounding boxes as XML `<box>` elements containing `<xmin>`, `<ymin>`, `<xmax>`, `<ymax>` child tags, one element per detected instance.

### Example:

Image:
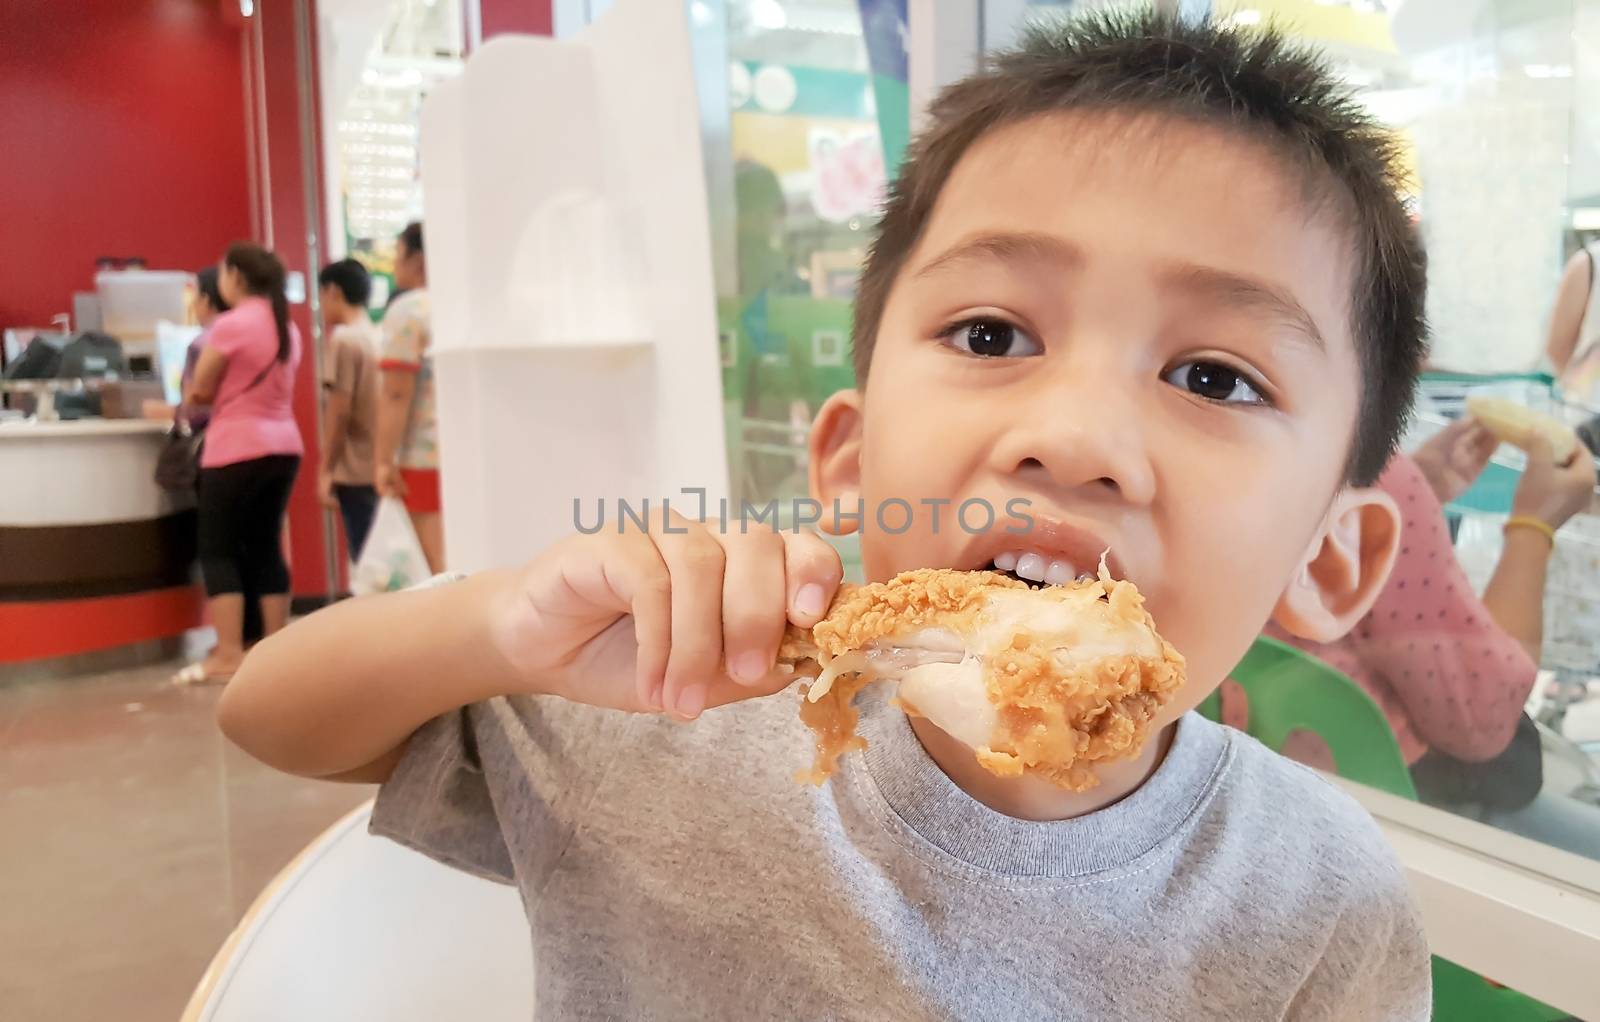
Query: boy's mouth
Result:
<box><xmin>986</xmin><ymin>549</ymin><xmax>1097</xmax><ymax>590</ymax></box>
<box><xmin>956</xmin><ymin>513</ymin><xmax>1125</xmax><ymax>589</ymax></box>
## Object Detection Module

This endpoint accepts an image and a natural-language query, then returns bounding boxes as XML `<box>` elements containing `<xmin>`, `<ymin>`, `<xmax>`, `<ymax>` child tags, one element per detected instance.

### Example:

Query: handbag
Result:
<box><xmin>1410</xmin><ymin>711</ymin><xmax>1544</xmax><ymax>813</ymax></box>
<box><xmin>155</xmin><ymin>419</ymin><xmax>205</xmax><ymax>493</ymax></box>
<box><xmin>153</xmin><ymin>358</ymin><xmax>278</xmax><ymax>493</ymax></box>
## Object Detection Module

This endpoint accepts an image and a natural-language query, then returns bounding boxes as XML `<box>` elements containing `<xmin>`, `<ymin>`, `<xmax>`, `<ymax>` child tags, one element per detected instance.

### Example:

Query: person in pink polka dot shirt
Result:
<box><xmin>1226</xmin><ymin>415</ymin><xmax>1595</xmax><ymax>775</ymax></box>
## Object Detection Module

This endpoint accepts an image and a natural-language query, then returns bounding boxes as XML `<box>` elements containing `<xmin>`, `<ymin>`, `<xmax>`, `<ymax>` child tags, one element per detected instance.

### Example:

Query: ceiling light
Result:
<box><xmin>750</xmin><ymin>0</ymin><xmax>788</xmax><ymax>32</ymax></box>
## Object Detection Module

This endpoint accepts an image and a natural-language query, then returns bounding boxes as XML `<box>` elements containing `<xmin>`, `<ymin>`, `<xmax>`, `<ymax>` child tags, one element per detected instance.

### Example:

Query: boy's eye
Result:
<box><xmin>1163</xmin><ymin>360</ymin><xmax>1267</xmax><ymax>406</ymax></box>
<box><xmin>942</xmin><ymin>318</ymin><xmax>1043</xmax><ymax>358</ymax></box>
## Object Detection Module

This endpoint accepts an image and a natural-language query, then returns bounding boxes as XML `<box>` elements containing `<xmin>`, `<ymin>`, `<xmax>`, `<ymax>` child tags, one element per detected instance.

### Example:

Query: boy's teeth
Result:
<box><xmin>1044</xmin><ymin>559</ymin><xmax>1077</xmax><ymax>585</ymax></box>
<box><xmin>1015</xmin><ymin>552</ymin><xmax>1048</xmax><ymax>581</ymax></box>
<box><xmin>993</xmin><ymin>549</ymin><xmax>1086</xmax><ymax>585</ymax></box>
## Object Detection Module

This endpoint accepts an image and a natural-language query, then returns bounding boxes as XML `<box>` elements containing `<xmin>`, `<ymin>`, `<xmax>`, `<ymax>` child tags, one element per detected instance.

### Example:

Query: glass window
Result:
<box><xmin>694</xmin><ymin>0</ymin><xmax>1600</xmax><ymax>874</ymax></box>
<box><xmin>699</xmin><ymin>0</ymin><xmax>902</xmax><ymax>578</ymax></box>
<box><xmin>1200</xmin><ymin>0</ymin><xmax>1600</xmax><ymax>874</ymax></box>
<box><xmin>962</xmin><ymin>1</ymin><xmax>1600</xmax><ymax>880</ymax></box>
<box><xmin>320</xmin><ymin>0</ymin><xmax>466</xmax><ymax>300</ymax></box>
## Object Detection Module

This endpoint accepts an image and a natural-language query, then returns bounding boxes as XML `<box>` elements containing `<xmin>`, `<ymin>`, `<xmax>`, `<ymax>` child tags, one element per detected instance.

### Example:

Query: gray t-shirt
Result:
<box><xmin>372</xmin><ymin>683</ymin><xmax>1430</xmax><ymax>1020</ymax></box>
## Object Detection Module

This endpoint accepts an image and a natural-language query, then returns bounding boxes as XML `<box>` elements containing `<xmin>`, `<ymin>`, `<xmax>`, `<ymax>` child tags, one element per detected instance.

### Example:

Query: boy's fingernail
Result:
<box><xmin>795</xmin><ymin>583</ymin><xmax>826</xmax><ymax>618</ymax></box>
<box><xmin>676</xmin><ymin>683</ymin><xmax>708</xmax><ymax>719</ymax></box>
<box><xmin>731</xmin><ymin>652</ymin><xmax>767</xmax><ymax>685</ymax></box>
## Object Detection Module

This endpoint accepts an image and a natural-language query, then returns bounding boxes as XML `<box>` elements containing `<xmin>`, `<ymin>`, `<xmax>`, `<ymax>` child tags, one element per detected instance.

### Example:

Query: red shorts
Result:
<box><xmin>400</xmin><ymin>468</ymin><xmax>441</xmax><ymax>515</ymax></box>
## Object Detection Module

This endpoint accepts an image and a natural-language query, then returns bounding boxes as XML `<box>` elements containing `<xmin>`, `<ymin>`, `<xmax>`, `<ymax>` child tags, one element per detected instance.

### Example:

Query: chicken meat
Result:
<box><xmin>780</xmin><ymin>565</ymin><xmax>1186</xmax><ymax>792</ymax></box>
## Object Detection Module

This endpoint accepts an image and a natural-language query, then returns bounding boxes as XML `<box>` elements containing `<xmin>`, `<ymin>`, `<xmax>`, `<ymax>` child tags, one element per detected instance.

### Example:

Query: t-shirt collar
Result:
<box><xmin>849</xmin><ymin>685</ymin><xmax>1232</xmax><ymax>878</ymax></box>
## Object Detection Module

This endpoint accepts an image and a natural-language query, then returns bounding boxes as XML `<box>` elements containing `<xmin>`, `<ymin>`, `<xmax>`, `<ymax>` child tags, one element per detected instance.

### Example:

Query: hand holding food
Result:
<box><xmin>1466</xmin><ymin>396</ymin><xmax>1581</xmax><ymax>467</ymax></box>
<box><xmin>1511</xmin><ymin>433</ymin><xmax>1597</xmax><ymax>532</ymax></box>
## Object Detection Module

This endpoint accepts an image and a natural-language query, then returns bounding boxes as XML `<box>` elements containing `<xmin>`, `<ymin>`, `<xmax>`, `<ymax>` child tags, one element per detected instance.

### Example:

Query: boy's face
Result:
<box><xmin>394</xmin><ymin>242</ymin><xmax>424</xmax><ymax>292</ymax></box>
<box><xmin>815</xmin><ymin>111</ymin><xmax>1367</xmax><ymax>719</ymax></box>
<box><xmin>319</xmin><ymin>283</ymin><xmax>343</xmax><ymax>325</ymax></box>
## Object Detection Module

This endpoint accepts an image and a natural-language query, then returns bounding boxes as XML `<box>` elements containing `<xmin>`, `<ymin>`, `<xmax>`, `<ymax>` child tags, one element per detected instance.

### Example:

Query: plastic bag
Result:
<box><xmin>352</xmin><ymin>498</ymin><xmax>431</xmax><ymax>595</ymax></box>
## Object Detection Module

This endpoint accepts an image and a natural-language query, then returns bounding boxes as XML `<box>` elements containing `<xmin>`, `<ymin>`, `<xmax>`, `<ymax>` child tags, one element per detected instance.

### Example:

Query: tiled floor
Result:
<box><xmin>0</xmin><ymin>661</ymin><xmax>374</xmax><ymax>1022</ymax></box>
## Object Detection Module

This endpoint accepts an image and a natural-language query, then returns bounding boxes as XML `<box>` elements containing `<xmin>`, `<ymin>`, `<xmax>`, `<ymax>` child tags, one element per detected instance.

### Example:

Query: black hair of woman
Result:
<box><xmin>223</xmin><ymin>242</ymin><xmax>291</xmax><ymax>363</ymax></box>
<box><xmin>195</xmin><ymin>266</ymin><xmax>231</xmax><ymax>316</ymax></box>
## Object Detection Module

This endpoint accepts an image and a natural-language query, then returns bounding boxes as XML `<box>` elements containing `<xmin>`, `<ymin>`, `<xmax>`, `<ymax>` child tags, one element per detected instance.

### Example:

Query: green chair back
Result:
<box><xmin>1204</xmin><ymin>636</ymin><xmax>1417</xmax><ymax>799</ymax></box>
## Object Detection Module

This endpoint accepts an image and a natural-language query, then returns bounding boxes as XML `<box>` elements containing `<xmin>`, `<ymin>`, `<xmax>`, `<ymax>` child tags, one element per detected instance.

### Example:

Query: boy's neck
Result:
<box><xmin>906</xmin><ymin>714</ymin><xmax>1176</xmax><ymax>822</ymax></box>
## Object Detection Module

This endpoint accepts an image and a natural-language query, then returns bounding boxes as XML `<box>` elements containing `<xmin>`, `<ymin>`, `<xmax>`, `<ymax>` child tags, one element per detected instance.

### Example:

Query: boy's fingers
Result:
<box><xmin>651</xmin><ymin>512</ymin><xmax>726</xmax><ymax>719</ymax></box>
<box><xmin>781</xmin><ymin>529</ymin><xmax>844</xmax><ymax>628</ymax></box>
<box><xmin>702</xmin><ymin>664</ymin><xmax>798</xmax><ymax>712</ymax></box>
<box><xmin>718</xmin><ymin>527</ymin><xmax>789</xmax><ymax>688</ymax></box>
<box><xmin>594</xmin><ymin>532</ymin><xmax>673</xmax><ymax>712</ymax></box>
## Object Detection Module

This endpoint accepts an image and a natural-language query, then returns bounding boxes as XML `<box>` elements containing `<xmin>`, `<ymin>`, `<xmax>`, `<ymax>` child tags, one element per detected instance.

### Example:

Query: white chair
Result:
<box><xmin>182</xmin><ymin>800</ymin><xmax>533</xmax><ymax>1021</ymax></box>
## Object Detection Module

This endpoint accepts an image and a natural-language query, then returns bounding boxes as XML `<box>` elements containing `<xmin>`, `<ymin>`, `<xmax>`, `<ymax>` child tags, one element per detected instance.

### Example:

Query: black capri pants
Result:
<box><xmin>197</xmin><ymin>454</ymin><xmax>301</xmax><ymax>598</ymax></box>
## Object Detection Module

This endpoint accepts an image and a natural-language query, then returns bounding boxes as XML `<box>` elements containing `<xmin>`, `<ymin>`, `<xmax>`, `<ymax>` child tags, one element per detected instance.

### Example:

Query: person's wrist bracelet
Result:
<box><xmin>1504</xmin><ymin>515</ymin><xmax>1557</xmax><ymax>546</ymax></box>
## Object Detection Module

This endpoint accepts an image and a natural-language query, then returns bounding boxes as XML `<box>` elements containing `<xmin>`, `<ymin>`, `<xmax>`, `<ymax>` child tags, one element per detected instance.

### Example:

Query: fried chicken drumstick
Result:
<box><xmin>779</xmin><ymin>566</ymin><xmax>1185</xmax><ymax>792</ymax></box>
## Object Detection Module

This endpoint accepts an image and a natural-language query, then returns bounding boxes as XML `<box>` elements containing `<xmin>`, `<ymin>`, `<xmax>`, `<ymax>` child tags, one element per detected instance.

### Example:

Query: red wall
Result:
<box><xmin>479</xmin><ymin>0</ymin><xmax>553</xmax><ymax>40</ymax></box>
<box><xmin>252</xmin><ymin>0</ymin><xmax>336</xmax><ymax>600</ymax></box>
<box><xmin>0</xmin><ymin>0</ymin><xmax>250</xmax><ymax>330</ymax></box>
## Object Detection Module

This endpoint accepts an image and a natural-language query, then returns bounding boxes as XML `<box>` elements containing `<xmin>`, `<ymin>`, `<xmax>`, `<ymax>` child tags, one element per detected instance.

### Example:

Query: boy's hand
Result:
<box><xmin>490</xmin><ymin>514</ymin><xmax>843</xmax><ymax>719</ymax></box>
<box><xmin>376</xmin><ymin>463</ymin><xmax>406</xmax><ymax>499</ymax></box>
<box><xmin>1512</xmin><ymin>434</ymin><xmax>1597</xmax><ymax>531</ymax></box>
<box><xmin>317</xmin><ymin>471</ymin><xmax>338</xmax><ymax>510</ymax></box>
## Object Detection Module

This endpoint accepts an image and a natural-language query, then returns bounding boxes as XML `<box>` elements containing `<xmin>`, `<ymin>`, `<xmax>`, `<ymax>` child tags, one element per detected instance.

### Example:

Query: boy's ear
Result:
<box><xmin>809</xmin><ymin>389</ymin><xmax>864</xmax><ymax>536</ymax></box>
<box><xmin>1271</xmin><ymin>487</ymin><xmax>1401</xmax><ymax>644</ymax></box>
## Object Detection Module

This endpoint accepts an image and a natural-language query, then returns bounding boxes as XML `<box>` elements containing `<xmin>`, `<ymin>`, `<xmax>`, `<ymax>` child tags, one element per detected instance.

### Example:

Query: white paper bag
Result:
<box><xmin>352</xmin><ymin>498</ymin><xmax>431</xmax><ymax>595</ymax></box>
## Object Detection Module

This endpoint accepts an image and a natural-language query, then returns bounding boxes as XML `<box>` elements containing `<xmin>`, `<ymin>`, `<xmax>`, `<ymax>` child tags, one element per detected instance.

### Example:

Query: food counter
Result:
<box><xmin>0</xmin><ymin>417</ymin><xmax>203</xmax><ymax>674</ymax></box>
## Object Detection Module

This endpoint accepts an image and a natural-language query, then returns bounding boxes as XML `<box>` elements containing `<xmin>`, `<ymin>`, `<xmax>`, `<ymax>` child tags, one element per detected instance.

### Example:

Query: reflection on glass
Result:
<box><xmin>711</xmin><ymin>0</ymin><xmax>882</xmax><ymax>520</ymax></box>
<box><xmin>962</xmin><ymin>0</ymin><xmax>1600</xmax><ymax>873</ymax></box>
<box><xmin>1192</xmin><ymin>0</ymin><xmax>1600</xmax><ymax>868</ymax></box>
<box><xmin>699</xmin><ymin>0</ymin><xmax>1600</xmax><ymax>864</ymax></box>
<box><xmin>320</xmin><ymin>0</ymin><xmax>464</xmax><ymax>294</ymax></box>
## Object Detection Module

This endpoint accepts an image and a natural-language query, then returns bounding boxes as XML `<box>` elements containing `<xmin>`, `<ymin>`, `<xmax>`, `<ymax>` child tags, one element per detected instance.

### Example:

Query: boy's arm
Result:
<box><xmin>218</xmin><ymin>570</ymin><xmax>527</xmax><ymax>782</ymax></box>
<box><xmin>373</xmin><ymin>367</ymin><xmax>415</xmax><ymax>496</ymax></box>
<box><xmin>320</xmin><ymin>391</ymin><xmax>352</xmax><ymax>472</ymax></box>
<box><xmin>220</xmin><ymin>521</ymin><xmax>840</xmax><ymax>783</ymax></box>
<box><xmin>319</xmin><ymin>338</ymin><xmax>354</xmax><ymax>492</ymax></box>
<box><xmin>374</xmin><ymin>301</ymin><xmax>423</xmax><ymax>497</ymax></box>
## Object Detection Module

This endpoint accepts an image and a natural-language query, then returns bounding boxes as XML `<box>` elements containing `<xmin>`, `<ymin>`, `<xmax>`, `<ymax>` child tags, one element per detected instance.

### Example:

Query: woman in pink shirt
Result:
<box><xmin>177</xmin><ymin>243</ymin><xmax>304</xmax><ymax>684</ymax></box>
<box><xmin>1229</xmin><ymin>417</ymin><xmax>1594</xmax><ymax>819</ymax></box>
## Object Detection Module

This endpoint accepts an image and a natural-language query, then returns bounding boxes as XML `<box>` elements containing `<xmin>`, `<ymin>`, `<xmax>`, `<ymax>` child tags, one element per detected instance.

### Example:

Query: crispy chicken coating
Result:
<box><xmin>781</xmin><ymin>567</ymin><xmax>1185</xmax><ymax>792</ymax></box>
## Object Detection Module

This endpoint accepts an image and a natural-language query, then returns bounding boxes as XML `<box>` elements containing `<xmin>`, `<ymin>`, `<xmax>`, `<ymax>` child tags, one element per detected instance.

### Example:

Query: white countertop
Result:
<box><xmin>0</xmin><ymin>418</ymin><xmax>169</xmax><ymax>439</ymax></box>
<box><xmin>0</xmin><ymin>417</ymin><xmax>187</xmax><ymax>527</ymax></box>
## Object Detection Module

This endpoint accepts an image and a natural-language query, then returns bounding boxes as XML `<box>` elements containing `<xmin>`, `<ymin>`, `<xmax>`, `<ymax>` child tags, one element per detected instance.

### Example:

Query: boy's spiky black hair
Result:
<box><xmin>852</xmin><ymin>8</ymin><xmax>1426</xmax><ymax>485</ymax></box>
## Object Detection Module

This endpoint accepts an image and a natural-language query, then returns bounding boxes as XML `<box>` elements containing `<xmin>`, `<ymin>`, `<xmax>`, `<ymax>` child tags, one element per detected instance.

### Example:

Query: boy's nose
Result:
<box><xmin>987</xmin><ymin>366</ymin><xmax>1158</xmax><ymax>506</ymax></box>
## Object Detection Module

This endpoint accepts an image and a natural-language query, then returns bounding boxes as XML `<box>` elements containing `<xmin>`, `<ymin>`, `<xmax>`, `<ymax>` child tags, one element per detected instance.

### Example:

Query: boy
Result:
<box><xmin>374</xmin><ymin>220</ymin><xmax>446</xmax><ymax>572</ymax></box>
<box><xmin>317</xmin><ymin>258</ymin><xmax>382</xmax><ymax>561</ymax></box>
<box><xmin>221</xmin><ymin>11</ymin><xmax>1431</xmax><ymax>1020</ymax></box>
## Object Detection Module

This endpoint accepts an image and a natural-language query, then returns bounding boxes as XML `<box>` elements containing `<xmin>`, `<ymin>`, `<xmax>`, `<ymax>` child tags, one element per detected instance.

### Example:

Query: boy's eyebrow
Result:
<box><xmin>913</xmin><ymin>231</ymin><xmax>1083</xmax><ymax>279</ymax></box>
<box><xmin>1163</xmin><ymin>264</ymin><xmax>1326</xmax><ymax>352</ymax></box>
